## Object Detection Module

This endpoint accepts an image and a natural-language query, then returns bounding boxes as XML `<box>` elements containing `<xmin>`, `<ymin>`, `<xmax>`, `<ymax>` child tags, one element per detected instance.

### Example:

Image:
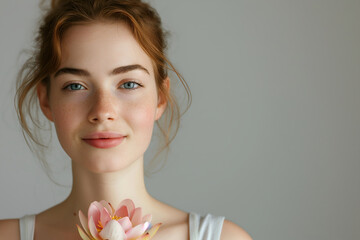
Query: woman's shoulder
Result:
<box><xmin>153</xmin><ymin>200</ymin><xmax>252</xmax><ymax>240</ymax></box>
<box><xmin>0</xmin><ymin>218</ymin><xmax>21</xmax><ymax>240</ymax></box>
<box><xmin>221</xmin><ymin>219</ymin><xmax>253</xmax><ymax>240</ymax></box>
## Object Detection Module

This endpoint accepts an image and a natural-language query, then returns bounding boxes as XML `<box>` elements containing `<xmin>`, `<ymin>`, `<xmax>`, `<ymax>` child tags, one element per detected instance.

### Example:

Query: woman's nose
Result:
<box><xmin>88</xmin><ymin>90</ymin><xmax>118</xmax><ymax>124</ymax></box>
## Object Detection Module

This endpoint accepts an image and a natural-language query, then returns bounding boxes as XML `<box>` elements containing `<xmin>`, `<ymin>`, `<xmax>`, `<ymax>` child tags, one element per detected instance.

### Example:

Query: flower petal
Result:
<box><xmin>142</xmin><ymin>214</ymin><xmax>152</xmax><ymax>223</ymax></box>
<box><xmin>125</xmin><ymin>222</ymin><xmax>150</xmax><ymax>239</ymax></box>
<box><xmin>99</xmin><ymin>219</ymin><xmax>126</xmax><ymax>240</ymax></box>
<box><xmin>115</xmin><ymin>205</ymin><xmax>129</xmax><ymax>219</ymax></box>
<box><xmin>146</xmin><ymin>223</ymin><xmax>162</xmax><ymax>238</ymax></box>
<box><xmin>117</xmin><ymin>216</ymin><xmax>132</xmax><ymax>232</ymax></box>
<box><xmin>79</xmin><ymin>210</ymin><xmax>90</xmax><ymax>235</ymax></box>
<box><xmin>116</xmin><ymin>199</ymin><xmax>135</xmax><ymax>218</ymax></box>
<box><xmin>99</xmin><ymin>205</ymin><xmax>112</xmax><ymax>227</ymax></box>
<box><xmin>88</xmin><ymin>202</ymin><xmax>101</xmax><ymax>227</ymax></box>
<box><xmin>77</xmin><ymin>224</ymin><xmax>92</xmax><ymax>240</ymax></box>
<box><xmin>99</xmin><ymin>200</ymin><xmax>114</xmax><ymax>216</ymax></box>
<box><xmin>131</xmin><ymin>207</ymin><xmax>142</xmax><ymax>226</ymax></box>
<box><xmin>88</xmin><ymin>216</ymin><xmax>101</xmax><ymax>240</ymax></box>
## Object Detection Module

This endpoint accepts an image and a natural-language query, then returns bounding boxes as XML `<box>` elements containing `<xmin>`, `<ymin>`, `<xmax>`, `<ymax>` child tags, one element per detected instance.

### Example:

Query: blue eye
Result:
<box><xmin>64</xmin><ymin>83</ymin><xmax>85</xmax><ymax>91</ymax></box>
<box><xmin>121</xmin><ymin>81</ymin><xmax>140</xmax><ymax>89</ymax></box>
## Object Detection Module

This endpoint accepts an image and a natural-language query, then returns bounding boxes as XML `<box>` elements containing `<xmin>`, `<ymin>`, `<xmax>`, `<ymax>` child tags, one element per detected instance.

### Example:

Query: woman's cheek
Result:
<box><xmin>130</xmin><ymin>101</ymin><xmax>157</xmax><ymax>138</ymax></box>
<box><xmin>52</xmin><ymin>103</ymin><xmax>82</xmax><ymax>150</ymax></box>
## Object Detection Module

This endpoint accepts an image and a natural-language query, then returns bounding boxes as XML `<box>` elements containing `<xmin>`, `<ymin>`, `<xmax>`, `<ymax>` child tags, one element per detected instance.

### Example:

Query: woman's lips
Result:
<box><xmin>83</xmin><ymin>138</ymin><xmax>125</xmax><ymax>149</ymax></box>
<box><xmin>82</xmin><ymin>132</ymin><xmax>126</xmax><ymax>149</ymax></box>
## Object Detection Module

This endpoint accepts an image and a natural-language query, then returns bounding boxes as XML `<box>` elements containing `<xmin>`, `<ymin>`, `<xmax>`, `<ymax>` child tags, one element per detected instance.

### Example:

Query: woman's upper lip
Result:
<box><xmin>82</xmin><ymin>132</ymin><xmax>125</xmax><ymax>139</ymax></box>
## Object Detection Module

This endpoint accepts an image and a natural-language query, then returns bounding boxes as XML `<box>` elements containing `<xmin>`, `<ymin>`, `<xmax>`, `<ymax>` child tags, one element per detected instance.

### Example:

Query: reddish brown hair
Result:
<box><xmin>16</xmin><ymin>0</ymin><xmax>191</xmax><ymax>173</ymax></box>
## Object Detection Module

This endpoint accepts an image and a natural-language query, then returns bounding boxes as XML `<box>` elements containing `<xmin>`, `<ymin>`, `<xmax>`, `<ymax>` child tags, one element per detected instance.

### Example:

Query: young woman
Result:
<box><xmin>0</xmin><ymin>0</ymin><xmax>252</xmax><ymax>239</ymax></box>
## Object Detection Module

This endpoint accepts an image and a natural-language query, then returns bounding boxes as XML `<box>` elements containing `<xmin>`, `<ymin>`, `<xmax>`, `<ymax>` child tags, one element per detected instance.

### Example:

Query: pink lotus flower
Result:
<box><xmin>77</xmin><ymin>199</ymin><xmax>161</xmax><ymax>240</ymax></box>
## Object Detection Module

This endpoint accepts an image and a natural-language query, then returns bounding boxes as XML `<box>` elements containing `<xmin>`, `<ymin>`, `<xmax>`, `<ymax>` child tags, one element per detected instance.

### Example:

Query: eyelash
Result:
<box><xmin>62</xmin><ymin>81</ymin><xmax>143</xmax><ymax>91</ymax></box>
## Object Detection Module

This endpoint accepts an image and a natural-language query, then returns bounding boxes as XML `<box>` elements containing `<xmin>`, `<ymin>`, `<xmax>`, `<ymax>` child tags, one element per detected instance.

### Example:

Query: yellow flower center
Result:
<box><xmin>112</xmin><ymin>215</ymin><xmax>122</xmax><ymax>221</ymax></box>
<box><xmin>97</xmin><ymin>221</ymin><xmax>104</xmax><ymax>232</ymax></box>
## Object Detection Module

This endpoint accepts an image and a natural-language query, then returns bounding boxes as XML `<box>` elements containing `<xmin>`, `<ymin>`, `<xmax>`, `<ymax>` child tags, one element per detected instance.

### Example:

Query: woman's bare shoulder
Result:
<box><xmin>220</xmin><ymin>219</ymin><xmax>253</xmax><ymax>240</ymax></box>
<box><xmin>0</xmin><ymin>218</ymin><xmax>21</xmax><ymax>240</ymax></box>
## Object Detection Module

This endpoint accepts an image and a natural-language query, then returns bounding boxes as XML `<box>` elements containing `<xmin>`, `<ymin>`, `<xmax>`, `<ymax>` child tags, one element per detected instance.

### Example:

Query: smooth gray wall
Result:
<box><xmin>1</xmin><ymin>1</ymin><xmax>359</xmax><ymax>239</ymax></box>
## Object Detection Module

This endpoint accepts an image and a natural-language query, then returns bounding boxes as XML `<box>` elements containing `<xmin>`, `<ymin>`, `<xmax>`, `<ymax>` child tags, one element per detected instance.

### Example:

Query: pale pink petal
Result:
<box><xmin>131</xmin><ymin>207</ymin><xmax>143</xmax><ymax>226</ymax></box>
<box><xmin>88</xmin><ymin>202</ymin><xmax>101</xmax><ymax>227</ymax></box>
<box><xmin>99</xmin><ymin>206</ymin><xmax>112</xmax><ymax>227</ymax></box>
<box><xmin>99</xmin><ymin>219</ymin><xmax>126</xmax><ymax>240</ymax></box>
<box><xmin>77</xmin><ymin>224</ymin><xmax>92</xmax><ymax>240</ymax></box>
<box><xmin>115</xmin><ymin>205</ymin><xmax>129</xmax><ymax>218</ymax></box>
<box><xmin>125</xmin><ymin>222</ymin><xmax>150</xmax><ymax>239</ymax></box>
<box><xmin>88</xmin><ymin>216</ymin><xmax>101</xmax><ymax>240</ymax></box>
<box><xmin>117</xmin><ymin>216</ymin><xmax>132</xmax><ymax>231</ymax></box>
<box><xmin>93</xmin><ymin>201</ymin><xmax>107</xmax><ymax>216</ymax></box>
<box><xmin>93</xmin><ymin>201</ymin><xmax>103</xmax><ymax>208</ymax></box>
<box><xmin>117</xmin><ymin>199</ymin><xmax>135</xmax><ymax>218</ymax></box>
<box><xmin>99</xmin><ymin>200</ymin><xmax>113</xmax><ymax>215</ymax></box>
<box><xmin>142</xmin><ymin>214</ymin><xmax>152</xmax><ymax>223</ymax></box>
<box><xmin>79</xmin><ymin>210</ymin><xmax>90</xmax><ymax>234</ymax></box>
<box><xmin>99</xmin><ymin>200</ymin><xmax>109</xmax><ymax>208</ymax></box>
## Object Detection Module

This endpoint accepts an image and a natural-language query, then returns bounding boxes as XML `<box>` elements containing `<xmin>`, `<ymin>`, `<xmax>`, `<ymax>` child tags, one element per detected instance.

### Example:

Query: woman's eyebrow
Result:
<box><xmin>111</xmin><ymin>64</ymin><xmax>150</xmax><ymax>75</ymax></box>
<box><xmin>54</xmin><ymin>64</ymin><xmax>150</xmax><ymax>78</ymax></box>
<box><xmin>54</xmin><ymin>68</ymin><xmax>89</xmax><ymax>78</ymax></box>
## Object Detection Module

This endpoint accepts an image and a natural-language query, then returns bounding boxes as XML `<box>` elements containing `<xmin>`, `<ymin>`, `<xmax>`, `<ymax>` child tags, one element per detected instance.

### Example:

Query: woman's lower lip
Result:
<box><xmin>83</xmin><ymin>137</ymin><xmax>125</xmax><ymax>149</ymax></box>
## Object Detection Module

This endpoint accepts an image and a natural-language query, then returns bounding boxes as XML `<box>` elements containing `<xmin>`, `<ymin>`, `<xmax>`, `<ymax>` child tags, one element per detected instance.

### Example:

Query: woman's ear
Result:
<box><xmin>37</xmin><ymin>83</ymin><xmax>54</xmax><ymax>122</ymax></box>
<box><xmin>155</xmin><ymin>77</ymin><xmax>170</xmax><ymax>120</ymax></box>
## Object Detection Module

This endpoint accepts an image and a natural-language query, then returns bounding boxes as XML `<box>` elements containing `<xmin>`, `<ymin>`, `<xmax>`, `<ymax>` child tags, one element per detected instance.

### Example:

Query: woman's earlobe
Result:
<box><xmin>37</xmin><ymin>83</ymin><xmax>54</xmax><ymax>122</ymax></box>
<box><xmin>155</xmin><ymin>77</ymin><xmax>170</xmax><ymax>120</ymax></box>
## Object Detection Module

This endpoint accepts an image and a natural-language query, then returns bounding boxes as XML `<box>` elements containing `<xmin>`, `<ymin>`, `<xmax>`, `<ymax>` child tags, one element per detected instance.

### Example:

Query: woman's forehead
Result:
<box><xmin>59</xmin><ymin>22</ymin><xmax>154</xmax><ymax>76</ymax></box>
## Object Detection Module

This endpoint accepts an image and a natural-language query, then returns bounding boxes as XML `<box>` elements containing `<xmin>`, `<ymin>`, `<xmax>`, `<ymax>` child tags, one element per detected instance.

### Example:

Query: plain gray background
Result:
<box><xmin>1</xmin><ymin>0</ymin><xmax>359</xmax><ymax>239</ymax></box>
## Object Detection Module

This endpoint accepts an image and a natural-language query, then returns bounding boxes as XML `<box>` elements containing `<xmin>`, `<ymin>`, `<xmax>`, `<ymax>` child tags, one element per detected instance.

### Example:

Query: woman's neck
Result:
<box><xmin>62</xmin><ymin>157</ymin><xmax>155</xmax><ymax>222</ymax></box>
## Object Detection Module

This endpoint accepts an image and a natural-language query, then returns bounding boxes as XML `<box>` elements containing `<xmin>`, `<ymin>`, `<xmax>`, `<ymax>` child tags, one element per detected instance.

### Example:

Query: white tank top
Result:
<box><xmin>19</xmin><ymin>212</ymin><xmax>225</xmax><ymax>240</ymax></box>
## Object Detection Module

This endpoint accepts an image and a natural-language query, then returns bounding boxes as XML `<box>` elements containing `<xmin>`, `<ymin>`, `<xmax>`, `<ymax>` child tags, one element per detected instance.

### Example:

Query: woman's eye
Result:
<box><xmin>120</xmin><ymin>81</ymin><xmax>141</xmax><ymax>90</ymax></box>
<box><xmin>64</xmin><ymin>83</ymin><xmax>85</xmax><ymax>91</ymax></box>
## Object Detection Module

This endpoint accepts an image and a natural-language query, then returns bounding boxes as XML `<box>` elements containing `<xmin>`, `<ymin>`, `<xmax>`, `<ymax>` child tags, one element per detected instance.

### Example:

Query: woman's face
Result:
<box><xmin>38</xmin><ymin>22</ymin><xmax>166</xmax><ymax>173</ymax></box>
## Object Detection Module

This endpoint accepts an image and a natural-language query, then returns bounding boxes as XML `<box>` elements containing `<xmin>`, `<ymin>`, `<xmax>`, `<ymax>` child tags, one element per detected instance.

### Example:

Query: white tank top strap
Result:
<box><xmin>19</xmin><ymin>214</ymin><xmax>36</xmax><ymax>240</ymax></box>
<box><xmin>189</xmin><ymin>212</ymin><xmax>225</xmax><ymax>240</ymax></box>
